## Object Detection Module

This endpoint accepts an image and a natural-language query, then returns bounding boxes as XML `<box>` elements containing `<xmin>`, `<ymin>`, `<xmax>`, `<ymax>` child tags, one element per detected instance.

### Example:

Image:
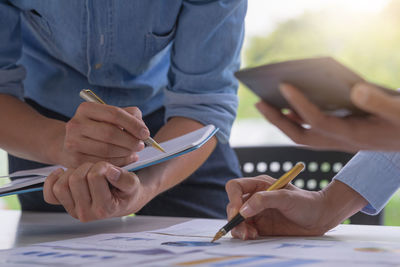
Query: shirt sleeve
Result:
<box><xmin>333</xmin><ymin>151</ymin><xmax>400</xmax><ymax>215</ymax></box>
<box><xmin>165</xmin><ymin>0</ymin><xmax>247</xmax><ymax>143</ymax></box>
<box><xmin>0</xmin><ymin>1</ymin><xmax>26</xmax><ymax>99</ymax></box>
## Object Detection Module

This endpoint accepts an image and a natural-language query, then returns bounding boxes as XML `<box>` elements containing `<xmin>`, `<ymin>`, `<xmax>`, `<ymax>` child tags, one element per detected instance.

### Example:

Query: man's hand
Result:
<box><xmin>43</xmin><ymin>162</ymin><xmax>150</xmax><ymax>222</ymax></box>
<box><xmin>256</xmin><ymin>83</ymin><xmax>400</xmax><ymax>152</ymax></box>
<box><xmin>54</xmin><ymin>103</ymin><xmax>149</xmax><ymax>168</ymax></box>
<box><xmin>225</xmin><ymin>176</ymin><xmax>367</xmax><ymax>240</ymax></box>
<box><xmin>43</xmin><ymin>117</ymin><xmax>217</xmax><ymax>222</ymax></box>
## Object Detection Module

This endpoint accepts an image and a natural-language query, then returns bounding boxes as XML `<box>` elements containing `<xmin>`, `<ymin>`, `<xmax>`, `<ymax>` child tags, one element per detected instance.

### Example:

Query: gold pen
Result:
<box><xmin>211</xmin><ymin>162</ymin><xmax>305</xmax><ymax>242</ymax></box>
<box><xmin>79</xmin><ymin>89</ymin><xmax>166</xmax><ymax>153</ymax></box>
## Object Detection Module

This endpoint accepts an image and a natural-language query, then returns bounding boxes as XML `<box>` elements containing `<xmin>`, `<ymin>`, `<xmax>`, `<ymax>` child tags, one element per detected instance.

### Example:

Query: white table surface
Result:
<box><xmin>0</xmin><ymin>210</ymin><xmax>192</xmax><ymax>250</ymax></box>
<box><xmin>1</xmin><ymin>209</ymin><xmax>400</xmax><ymax>251</ymax></box>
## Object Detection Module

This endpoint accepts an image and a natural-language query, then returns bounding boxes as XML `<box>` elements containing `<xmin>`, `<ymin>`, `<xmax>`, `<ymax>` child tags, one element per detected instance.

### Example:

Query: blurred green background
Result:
<box><xmin>0</xmin><ymin>0</ymin><xmax>399</xmax><ymax>225</ymax></box>
<box><xmin>238</xmin><ymin>0</ymin><xmax>400</xmax><ymax>226</ymax></box>
<box><xmin>238</xmin><ymin>0</ymin><xmax>400</xmax><ymax>119</ymax></box>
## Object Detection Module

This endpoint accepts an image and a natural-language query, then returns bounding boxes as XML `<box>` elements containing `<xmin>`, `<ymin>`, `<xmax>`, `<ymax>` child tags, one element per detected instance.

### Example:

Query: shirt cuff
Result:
<box><xmin>0</xmin><ymin>66</ymin><xmax>26</xmax><ymax>100</ymax></box>
<box><xmin>163</xmin><ymin>89</ymin><xmax>238</xmax><ymax>143</ymax></box>
<box><xmin>333</xmin><ymin>151</ymin><xmax>400</xmax><ymax>215</ymax></box>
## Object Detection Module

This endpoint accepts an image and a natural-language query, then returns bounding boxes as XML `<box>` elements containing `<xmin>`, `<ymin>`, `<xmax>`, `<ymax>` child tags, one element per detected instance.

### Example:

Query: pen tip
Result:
<box><xmin>211</xmin><ymin>230</ymin><xmax>224</xmax><ymax>243</ymax></box>
<box><xmin>155</xmin><ymin>145</ymin><xmax>166</xmax><ymax>153</ymax></box>
<box><xmin>147</xmin><ymin>139</ymin><xmax>166</xmax><ymax>153</ymax></box>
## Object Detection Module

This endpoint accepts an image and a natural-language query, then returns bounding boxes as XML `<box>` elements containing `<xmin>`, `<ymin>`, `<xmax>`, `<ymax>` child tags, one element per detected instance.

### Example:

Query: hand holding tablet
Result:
<box><xmin>235</xmin><ymin>57</ymin><xmax>399</xmax><ymax>117</ymax></box>
<box><xmin>236</xmin><ymin>57</ymin><xmax>400</xmax><ymax>152</ymax></box>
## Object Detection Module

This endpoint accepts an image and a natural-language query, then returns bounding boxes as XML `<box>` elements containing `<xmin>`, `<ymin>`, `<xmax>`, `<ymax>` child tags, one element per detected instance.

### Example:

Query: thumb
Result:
<box><xmin>239</xmin><ymin>190</ymin><xmax>291</xmax><ymax>218</ymax></box>
<box><xmin>351</xmin><ymin>83</ymin><xmax>400</xmax><ymax>123</ymax></box>
<box><xmin>104</xmin><ymin>166</ymin><xmax>140</xmax><ymax>193</ymax></box>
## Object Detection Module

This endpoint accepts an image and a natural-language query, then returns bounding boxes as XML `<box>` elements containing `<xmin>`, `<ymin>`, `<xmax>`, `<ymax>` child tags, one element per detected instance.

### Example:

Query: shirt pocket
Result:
<box><xmin>145</xmin><ymin>25</ymin><xmax>177</xmax><ymax>60</ymax></box>
<box><xmin>23</xmin><ymin>9</ymin><xmax>53</xmax><ymax>38</ymax></box>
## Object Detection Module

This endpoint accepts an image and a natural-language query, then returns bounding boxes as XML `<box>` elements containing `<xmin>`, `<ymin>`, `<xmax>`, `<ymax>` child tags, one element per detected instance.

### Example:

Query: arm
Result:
<box><xmin>0</xmin><ymin>93</ymin><xmax>149</xmax><ymax>168</ymax></box>
<box><xmin>0</xmin><ymin>2</ymin><xmax>59</xmax><ymax>163</ymax></box>
<box><xmin>164</xmin><ymin>0</ymin><xmax>246</xmax><ymax>143</ymax></box>
<box><xmin>0</xmin><ymin>94</ymin><xmax>65</xmax><ymax>164</ymax></box>
<box><xmin>135</xmin><ymin>117</ymin><xmax>217</xmax><ymax>198</ymax></box>
<box><xmin>333</xmin><ymin>151</ymin><xmax>400</xmax><ymax>215</ymax></box>
<box><xmin>0</xmin><ymin>2</ymin><xmax>146</xmax><ymax>168</ymax></box>
<box><xmin>141</xmin><ymin>0</ymin><xmax>247</xmax><ymax>197</ymax></box>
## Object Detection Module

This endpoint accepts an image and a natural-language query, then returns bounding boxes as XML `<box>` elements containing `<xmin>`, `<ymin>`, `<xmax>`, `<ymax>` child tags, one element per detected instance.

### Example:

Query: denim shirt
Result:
<box><xmin>0</xmin><ymin>0</ymin><xmax>247</xmax><ymax>143</ymax></box>
<box><xmin>334</xmin><ymin>151</ymin><xmax>400</xmax><ymax>215</ymax></box>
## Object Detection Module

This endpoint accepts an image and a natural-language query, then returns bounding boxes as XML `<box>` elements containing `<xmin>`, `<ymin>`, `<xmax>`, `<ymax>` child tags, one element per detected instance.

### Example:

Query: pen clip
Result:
<box><xmin>80</xmin><ymin>89</ymin><xmax>106</xmax><ymax>104</ymax></box>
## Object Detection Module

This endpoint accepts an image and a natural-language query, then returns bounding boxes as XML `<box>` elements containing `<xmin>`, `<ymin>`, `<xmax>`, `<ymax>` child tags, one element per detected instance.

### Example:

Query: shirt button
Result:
<box><xmin>94</xmin><ymin>63</ymin><xmax>102</xmax><ymax>69</ymax></box>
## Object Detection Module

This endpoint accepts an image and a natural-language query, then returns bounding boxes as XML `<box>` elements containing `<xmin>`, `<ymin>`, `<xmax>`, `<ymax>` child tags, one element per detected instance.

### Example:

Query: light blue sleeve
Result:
<box><xmin>164</xmin><ymin>0</ymin><xmax>247</xmax><ymax>143</ymax></box>
<box><xmin>333</xmin><ymin>151</ymin><xmax>400</xmax><ymax>215</ymax></box>
<box><xmin>0</xmin><ymin>1</ymin><xmax>26</xmax><ymax>99</ymax></box>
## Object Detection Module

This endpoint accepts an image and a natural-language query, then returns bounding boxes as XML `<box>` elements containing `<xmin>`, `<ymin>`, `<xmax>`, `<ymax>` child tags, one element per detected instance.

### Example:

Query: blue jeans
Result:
<box><xmin>9</xmin><ymin>100</ymin><xmax>242</xmax><ymax>218</ymax></box>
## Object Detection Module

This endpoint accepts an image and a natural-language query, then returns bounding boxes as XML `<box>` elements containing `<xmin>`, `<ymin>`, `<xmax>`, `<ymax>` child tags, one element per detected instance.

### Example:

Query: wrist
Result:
<box><xmin>136</xmin><ymin>168</ymin><xmax>163</xmax><ymax>202</ymax></box>
<box><xmin>319</xmin><ymin>180</ymin><xmax>368</xmax><ymax>231</ymax></box>
<box><xmin>43</xmin><ymin>119</ymin><xmax>66</xmax><ymax>165</ymax></box>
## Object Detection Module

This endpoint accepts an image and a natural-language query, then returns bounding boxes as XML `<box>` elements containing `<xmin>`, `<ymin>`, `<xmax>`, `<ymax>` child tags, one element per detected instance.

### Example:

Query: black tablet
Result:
<box><xmin>235</xmin><ymin>57</ymin><xmax>397</xmax><ymax>116</ymax></box>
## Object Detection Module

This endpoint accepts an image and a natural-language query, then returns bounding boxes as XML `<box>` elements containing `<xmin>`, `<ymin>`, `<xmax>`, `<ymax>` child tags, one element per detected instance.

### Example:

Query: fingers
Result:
<box><xmin>65</xmin><ymin>134</ymin><xmax>139</xmax><ymax>159</ymax></box>
<box><xmin>256</xmin><ymin>100</ymin><xmax>360</xmax><ymax>152</ymax></box>
<box><xmin>43</xmin><ymin>162</ymin><xmax>141</xmax><ymax>222</ymax></box>
<box><xmin>64</xmin><ymin>104</ymin><xmax>147</xmax><ymax>167</ymax></box>
<box><xmin>260</xmin><ymin>83</ymin><xmax>400</xmax><ymax>152</ymax></box>
<box><xmin>279</xmin><ymin>84</ymin><xmax>350</xmax><ymax>136</ymax></box>
<box><xmin>227</xmin><ymin>176</ymin><xmax>298</xmax><ymax>219</ymax></box>
<box><xmin>51</xmin><ymin>169</ymin><xmax>78</xmax><ymax>218</ymax></box>
<box><xmin>226</xmin><ymin>176</ymin><xmax>276</xmax><ymax>200</ymax></box>
<box><xmin>76</xmin><ymin>120</ymin><xmax>145</xmax><ymax>153</ymax></box>
<box><xmin>280</xmin><ymin>83</ymin><xmax>324</xmax><ymax>123</ymax></box>
<box><xmin>68</xmin><ymin>163</ymin><xmax>94</xmax><ymax>221</ymax></box>
<box><xmin>83</xmin><ymin>163</ymin><xmax>141</xmax><ymax>219</ymax></box>
<box><xmin>255</xmin><ymin>100</ymin><xmax>306</xmax><ymax>142</ymax></box>
<box><xmin>351</xmin><ymin>83</ymin><xmax>400</xmax><ymax>124</ymax></box>
<box><xmin>284</xmin><ymin>109</ymin><xmax>305</xmax><ymax>125</ymax></box>
<box><xmin>276</xmin><ymin>84</ymin><xmax>371</xmax><ymax>149</ymax></box>
<box><xmin>226</xmin><ymin>176</ymin><xmax>275</xmax><ymax>220</ymax></box>
<box><xmin>43</xmin><ymin>168</ymin><xmax>65</xmax><ymax>205</ymax></box>
<box><xmin>231</xmin><ymin>222</ymin><xmax>258</xmax><ymax>240</ymax></box>
<box><xmin>76</xmin><ymin>102</ymin><xmax>150</xmax><ymax>140</ymax></box>
<box><xmin>226</xmin><ymin>202</ymin><xmax>239</xmax><ymax>221</ymax></box>
<box><xmin>124</xmin><ymin>107</ymin><xmax>143</xmax><ymax>120</ymax></box>
<box><xmin>66</xmin><ymin>105</ymin><xmax>146</xmax><ymax>155</ymax></box>
<box><xmin>103</xmin><ymin>165</ymin><xmax>140</xmax><ymax>194</ymax></box>
<box><xmin>240</xmin><ymin>190</ymin><xmax>293</xmax><ymax>218</ymax></box>
<box><xmin>86</xmin><ymin>164</ymin><xmax>116</xmax><ymax>219</ymax></box>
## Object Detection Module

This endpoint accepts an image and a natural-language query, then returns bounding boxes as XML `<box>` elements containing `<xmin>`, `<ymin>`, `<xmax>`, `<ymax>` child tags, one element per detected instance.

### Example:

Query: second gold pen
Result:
<box><xmin>211</xmin><ymin>162</ymin><xmax>305</xmax><ymax>242</ymax></box>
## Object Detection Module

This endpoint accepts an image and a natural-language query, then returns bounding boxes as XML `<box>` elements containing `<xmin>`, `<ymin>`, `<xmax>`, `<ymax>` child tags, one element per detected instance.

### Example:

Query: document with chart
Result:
<box><xmin>0</xmin><ymin>219</ymin><xmax>399</xmax><ymax>266</ymax></box>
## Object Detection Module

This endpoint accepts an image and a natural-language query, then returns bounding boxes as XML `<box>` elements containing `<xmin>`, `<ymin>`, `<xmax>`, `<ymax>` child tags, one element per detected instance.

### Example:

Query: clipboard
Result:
<box><xmin>0</xmin><ymin>125</ymin><xmax>218</xmax><ymax>197</ymax></box>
